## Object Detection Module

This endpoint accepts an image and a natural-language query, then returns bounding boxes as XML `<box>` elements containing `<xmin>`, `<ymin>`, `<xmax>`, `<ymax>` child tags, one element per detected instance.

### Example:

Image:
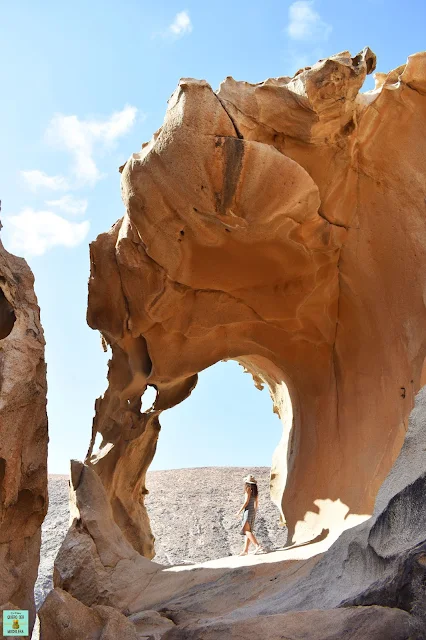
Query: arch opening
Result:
<box><xmin>88</xmin><ymin>354</ymin><xmax>295</xmax><ymax>561</ymax></box>
<box><xmin>145</xmin><ymin>359</ymin><xmax>289</xmax><ymax>563</ymax></box>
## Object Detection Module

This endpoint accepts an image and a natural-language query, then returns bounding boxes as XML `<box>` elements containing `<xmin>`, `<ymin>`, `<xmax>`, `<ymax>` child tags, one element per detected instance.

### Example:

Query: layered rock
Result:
<box><xmin>0</xmin><ymin>224</ymin><xmax>48</xmax><ymax>630</ymax></box>
<box><xmin>85</xmin><ymin>48</ymin><xmax>426</xmax><ymax>554</ymax></box>
<box><xmin>43</xmin><ymin>385</ymin><xmax>426</xmax><ymax>638</ymax></box>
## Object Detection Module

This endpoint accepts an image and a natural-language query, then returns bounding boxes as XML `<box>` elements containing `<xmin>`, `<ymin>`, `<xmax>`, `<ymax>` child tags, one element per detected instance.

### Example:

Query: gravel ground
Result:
<box><xmin>34</xmin><ymin>475</ymin><xmax>70</xmax><ymax>609</ymax></box>
<box><xmin>34</xmin><ymin>467</ymin><xmax>287</xmax><ymax>609</ymax></box>
<box><xmin>146</xmin><ymin>467</ymin><xmax>287</xmax><ymax>565</ymax></box>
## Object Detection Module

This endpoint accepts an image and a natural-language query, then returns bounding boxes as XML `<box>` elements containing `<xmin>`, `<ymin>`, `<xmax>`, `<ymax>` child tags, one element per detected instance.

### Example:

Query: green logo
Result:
<box><xmin>2</xmin><ymin>611</ymin><xmax>29</xmax><ymax>636</ymax></box>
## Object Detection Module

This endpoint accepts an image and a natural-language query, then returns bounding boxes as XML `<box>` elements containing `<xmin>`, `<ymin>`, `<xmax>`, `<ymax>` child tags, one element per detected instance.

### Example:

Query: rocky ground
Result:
<box><xmin>35</xmin><ymin>467</ymin><xmax>287</xmax><ymax>608</ymax></box>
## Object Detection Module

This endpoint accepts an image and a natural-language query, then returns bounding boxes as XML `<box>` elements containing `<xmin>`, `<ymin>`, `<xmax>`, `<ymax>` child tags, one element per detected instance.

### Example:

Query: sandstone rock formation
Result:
<box><xmin>85</xmin><ymin>47</ymin><xmax>426</xmax><ymax>555</ymax></box>
<box><xmin>39</xmin><ymin>588</ymin><xmax>139</xmax><ymax>640</ymax></box>
<box><xmin>163</xmin><ymin>607</ymin><xmax>412</xmax><ymax>640</ymax></box>
<box><xmin>38</xmin><ymin>47</ymin><xmax>426</xmax><ymax>639</ymax></box>
<box><xmin>35</xmin><ymin>468</ymin><xmax>287</xmax><ymax>609</ymax></box>
<box><xmin>42</xmin><ymin>380</ymin><xmax>426</xmax><ymax>638</ymax></box>
<box><xmin>0</xmin><ymin>223</ymin><xmax>48</xmax><ymax>631</ymax></box>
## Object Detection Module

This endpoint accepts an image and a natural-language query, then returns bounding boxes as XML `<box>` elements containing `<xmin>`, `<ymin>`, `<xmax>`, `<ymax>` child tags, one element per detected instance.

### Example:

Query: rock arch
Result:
<box><xmin>85</xmin><ymin>48</ymin><xmax>426</xmax><ymax>555</ymax></box>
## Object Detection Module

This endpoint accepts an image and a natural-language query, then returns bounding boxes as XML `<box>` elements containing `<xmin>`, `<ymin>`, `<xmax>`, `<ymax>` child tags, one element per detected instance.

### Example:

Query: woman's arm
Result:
<box><xmin>235</xmin><ymin>489</ymin><xmax>251</xmax><ymax>516</ymax></box>
<box><xmin>255</xmin><ymin>495</ymin><xmax>259</xmax><ymax>510</ymax></box>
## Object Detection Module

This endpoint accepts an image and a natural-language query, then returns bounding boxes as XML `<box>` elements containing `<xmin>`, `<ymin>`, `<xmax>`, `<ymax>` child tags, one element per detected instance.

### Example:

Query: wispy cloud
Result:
<box><xmin>286</xmin><ymin>1</ymin><xmax>332</xmax><ymax>42</ymax></box>
<box><xmin>287</xmin><ymin>46</ymin><xmax>324</xmax><ymax>73</ymax></box>
<box><xmin>21</xmin><ymin>170</ymin><xmax>70</xmax><ymax>192</ymax></box>
<box><xmin>13</xmin><ymin>105</ymin><xmax>138</xmax><ymax>256</ymax></box>
<box><xmin>284</xmin><ymin>2</ymin><xmax>332</xmax><ymax>75</ymax></box>
<box><xmin>5</xmin><ymin>208</ymin><xmax>90</xmax><ymax>257</ymax></box>
<box><xmin>46</xmin><ymin>195</ymin><xmax>88</xmax><ymax>216</ymax></box>
<box><xmin>166</xmin><ymin>10</ymin><xmax>192</xmax><ymax>38</ymax></box>
<box><xmin>46</xmin><ymin>105</ymin><xmax>138</xmax><ymax>186</ymax></box>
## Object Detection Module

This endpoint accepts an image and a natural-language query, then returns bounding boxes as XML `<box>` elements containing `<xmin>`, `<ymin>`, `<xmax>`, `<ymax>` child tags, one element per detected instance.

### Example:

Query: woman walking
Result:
<box><xmin>236</xmin><ymin>474</ymin><xmax>264</xmax><ymax>555</ymax></box>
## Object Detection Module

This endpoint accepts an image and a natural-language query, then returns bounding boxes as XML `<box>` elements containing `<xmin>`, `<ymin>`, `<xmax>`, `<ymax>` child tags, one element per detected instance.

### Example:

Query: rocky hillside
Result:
<box><xmin>35</xmin><ymin>467</ymin><xmax>287</xmax><ymax>608</ymax></box>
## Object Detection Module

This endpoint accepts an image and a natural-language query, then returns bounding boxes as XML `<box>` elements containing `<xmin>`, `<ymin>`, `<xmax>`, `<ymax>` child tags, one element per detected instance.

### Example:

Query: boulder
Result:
<box><xmin>39</xmin><ymin>588</ymin><xmax>138</xmax><ymax>640</ymax></box>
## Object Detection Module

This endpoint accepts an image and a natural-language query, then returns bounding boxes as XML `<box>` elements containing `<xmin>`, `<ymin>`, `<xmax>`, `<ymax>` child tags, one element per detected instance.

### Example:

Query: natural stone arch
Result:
<box><xmin>85</xmin><ymin>48</ymin><xmax>426</xmax><ymax>558</ymax></box>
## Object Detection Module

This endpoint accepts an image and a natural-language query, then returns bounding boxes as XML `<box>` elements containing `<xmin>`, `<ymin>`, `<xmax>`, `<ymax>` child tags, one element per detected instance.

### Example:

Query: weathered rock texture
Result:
<box><xmin>163</xmin><ymin>607</ymin><xmax>412</xmax><ymax>640</ymax></box>
<box><xmin>42</xmin><ymin>381</ymin><xmax>426</xmax><ymax>638</ymax></box>
<box><xmin>35</xmin><ymin>468</ymin><xmax>286</xmax><ymax>609</ymax></box>
<box><xmin>0</xmin><ymin>225</ymin><xmax>48</xmax><ymax>630</ymax></box>
<box><xmin>39</xmin><ymin>588</ymin><xmax>138</xmax><ymax>640</ymax></box>
<box><xmin>85</xmin><ymin>48</ymin><xmax>426</xmax><ymax>554</ymax></box>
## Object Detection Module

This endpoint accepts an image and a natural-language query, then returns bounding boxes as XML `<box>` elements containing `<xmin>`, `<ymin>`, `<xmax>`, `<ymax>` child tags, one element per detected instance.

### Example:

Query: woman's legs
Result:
<box><xmin>240</xmin><ymin>523</ymin><xmax>263</xmax><ymax>553</ymax></box>
<box><xmin>239</xmin><ymin>523</ymin><xmax>251</xmax><ymax>554</ymax></box>
<box><xmin>245</xmin><ymin>529</ymin><xmax>259</xmax><ymax>547</ymax></box>
<box><xmin>240</xmin><ymin>535</ymin><xmax>250</xmax><ymax>555</ymax></box>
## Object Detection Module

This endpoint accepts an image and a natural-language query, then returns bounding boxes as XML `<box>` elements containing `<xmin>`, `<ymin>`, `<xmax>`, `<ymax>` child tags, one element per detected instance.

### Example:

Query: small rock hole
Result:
<box><xmin>0</xmin><ymin>288</ymin><xmax>16</xmax><ymax>340</ymax></box>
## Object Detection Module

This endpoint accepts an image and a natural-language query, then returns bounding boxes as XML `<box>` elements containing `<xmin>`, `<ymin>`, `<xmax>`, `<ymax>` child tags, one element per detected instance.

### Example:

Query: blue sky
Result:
<box><xmin>0</xmin><ymin>1</ymin><xmax>424</xmax><ymax>473</ymax></box>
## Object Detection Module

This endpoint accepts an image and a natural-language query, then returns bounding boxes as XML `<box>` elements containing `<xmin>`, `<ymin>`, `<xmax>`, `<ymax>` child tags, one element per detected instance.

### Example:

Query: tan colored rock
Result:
<box><xmin>53</xmin><ymin>461</ymin><xmax>162</xmax><ymax>610</ymax></box>
<box><xmin>52</xmin><ymin>461</ymin><xmax>320</xmax><ymax>618</ymax></box>
<box><xmin>48</xmin><ymin>386</ymin><xmax>426</xmax><ymax>639</ymax></box>
<box><xmin>39</xmin><ymin>588</ymin><xmax>138</xmax><ymax>639</ymax></box>
<box><xmin>0</xmin><ymin>225</ymin><xmax>48</xmax><ymax>630</ymax></box>
<box><xmin>128</xmin><ymin>610</ymin><xmax>175</xmax><ymax>638</ymax></box>
<box><xmin>161</xmin><ymin>606</ymin><xmax>411</xmax><ymax>640</ymax></box>
<box><xmin>84</xmin><ymin>48</ymin><xmax>426</xmax><ymax>553</ymax></box>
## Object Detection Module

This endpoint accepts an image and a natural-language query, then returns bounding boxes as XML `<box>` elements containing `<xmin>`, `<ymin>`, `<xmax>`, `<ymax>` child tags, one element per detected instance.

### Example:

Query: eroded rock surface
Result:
<box><xmin>43</xmin><ymin>387</ymin><xmax>426</xmax><ymax>638</ymax></box>
<box><xmin>0</xmin><ymin>224</ymin><xmax>48</xmax><ymax>631</ymax></box>
<box><xmin>39</xmin><ymin>589</ymin><xmax>138</xmax><ymax>640</ymax></box>
<box><xmin>42</xmin><ymin>48</ymin><xmax>426</xmax><ymax>639</ymax></box>
<box><xmin>86</xmin><ymin>48</ymin><xmax>426</xmax><ymax>553</ymax></box>
<box><xmin>162</xmin><ymin>607</ymin><xmax>411</xmax><ymax>640</ymax></box>
<box><xmin>35</xmin><ymin>467</ymin><xmax>286</xmax><ymax>609</ymax></box>
<box><xmin>47</xmin><ymin>387</ymin><xmax>426</xmax><ymax>640</ymax></box>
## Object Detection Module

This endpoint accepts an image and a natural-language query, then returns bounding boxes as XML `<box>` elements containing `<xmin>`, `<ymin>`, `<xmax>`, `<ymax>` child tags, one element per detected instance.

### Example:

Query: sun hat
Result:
<box><xmin>243</xmin><ymin>474</ymin><xmax>257</xmax><ymax>484</ymax></box>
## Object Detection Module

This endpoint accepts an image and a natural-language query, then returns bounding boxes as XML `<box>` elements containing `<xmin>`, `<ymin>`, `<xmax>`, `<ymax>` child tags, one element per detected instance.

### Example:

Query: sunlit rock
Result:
<box><xmin>84</xmin><ymin>48</ymin><xmax>426</xmax><ymax>554</ymax></box>
<box><xmin>0</xmin><ymin>223</ymin><xmax>48</xmax><ymax>633</ymax></box>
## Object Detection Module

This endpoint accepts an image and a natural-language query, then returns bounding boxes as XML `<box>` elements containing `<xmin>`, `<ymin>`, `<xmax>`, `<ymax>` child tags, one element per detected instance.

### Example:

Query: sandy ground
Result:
<box><xmin>34</xmin><ymin>467</ymin><xmax>287</xmax><ymax>609</ymax></box>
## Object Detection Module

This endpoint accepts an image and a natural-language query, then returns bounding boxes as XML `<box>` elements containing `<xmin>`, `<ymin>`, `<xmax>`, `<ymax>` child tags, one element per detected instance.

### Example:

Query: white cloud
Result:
<box><xmin>287</xmin><ymin>1</ymin><xmax>332</xmax><ymax>42</ymax></box>
<box><xmin>46</xmin><ymin>105</ymin><xmax>138</xmax><ymax>186</ymax></box>
<box><xmin>21</xmin><ymin>170</ymin><xmax>70</xmax><ymax>192</ymax></box>
<box><xmin>46</xmin><ymin>195</ymin><xmax>88</xmax><ymax>216</ymax></box>
<box><xmin>5</xmin><ymin>208</ymin><xmax>90</xmax><ymax>256</ymax></box>
<box><xmin>168</xmin><ymin>11</ymin><xmax>192</xmax><ymax>37</ymax></box>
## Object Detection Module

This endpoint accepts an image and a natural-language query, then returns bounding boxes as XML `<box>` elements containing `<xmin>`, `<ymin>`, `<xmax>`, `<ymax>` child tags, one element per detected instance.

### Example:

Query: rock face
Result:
<box><xmin>35</xmin><ymin>467</ymin><xmax>286</xmax><ymax>609</ymax></box>
<box><xmin>41</xmin><ymin>384</ymin><xmax>426</xmax><ymax>638</ymax></box>
<box><xmin>163</xmin><ymin>607</ymin><xmax>412</xmax><ymax>640</ymax></box>
<box><xmin>39</xmin><ymin>589</ymin><xmax>138</xmax><ymax>640</ymax></box>
<box><xmin>85</xmin><ymin>48</ymin><xmax>426</xmax><ymax>553</ymax></box>
<box><xmin>40</xmin><ymin>48</ymin><xmax>426</xmax><ymax>639</ymax></box>
<box><xmin>0</xmin><ymin>225</ymin><xmax>48</xmax><ymax>631</ymax></box>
